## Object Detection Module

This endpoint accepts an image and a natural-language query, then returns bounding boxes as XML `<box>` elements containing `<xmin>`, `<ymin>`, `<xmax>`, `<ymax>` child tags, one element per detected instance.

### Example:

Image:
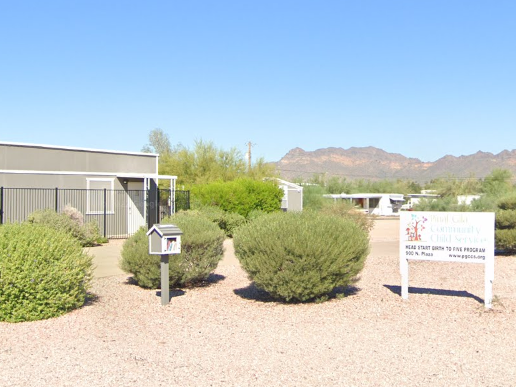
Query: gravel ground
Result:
<box><xmin>1</xmin><ymin>219</ymin><xmax>515</xmax><ymax>387</ymax></box>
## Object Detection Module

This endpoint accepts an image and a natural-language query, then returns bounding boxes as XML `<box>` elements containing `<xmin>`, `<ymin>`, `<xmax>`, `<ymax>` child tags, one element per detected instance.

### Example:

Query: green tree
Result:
<box><xmin>302</xmin><ymin>184</ymin><xmax>327</xmax><ymax>211</ymax></box>
<box><xmin>426</xmin><ymin>174</ymin><xmax>481</xmax><ymax>197</ymax></box>
<box><xmin>158</xmin><ymin>139</ymin><xmax>277</xmax><ymax>186</ymax></box>
<box><xmin>481</xmin><ymin>169</ymin><xmax>513</xmax><ymax>197</ymax></box>
<box><xmin>141</xmin><ymin>128</ymin><xmax>172</xmax><ymax>156</ymax></box>
<box><xmin>190</xmin><ymin>178</ymin><xmax>283</xmax><ymax>217</ymax></box>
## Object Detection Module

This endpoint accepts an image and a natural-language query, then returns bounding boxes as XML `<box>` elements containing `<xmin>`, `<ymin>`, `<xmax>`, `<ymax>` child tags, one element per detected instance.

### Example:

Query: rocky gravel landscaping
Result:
<box><xmin>1</xmin><ymin>219</ymin><xmax>515</xmax><ymax>386</ymax></box>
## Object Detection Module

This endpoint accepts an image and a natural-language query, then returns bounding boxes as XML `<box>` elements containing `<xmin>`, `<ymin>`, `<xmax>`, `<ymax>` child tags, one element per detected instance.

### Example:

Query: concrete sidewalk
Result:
<box><xmin>85</xmin><ymin>239</ymin><xmax>127</xmax><ymax>278</ymax></box>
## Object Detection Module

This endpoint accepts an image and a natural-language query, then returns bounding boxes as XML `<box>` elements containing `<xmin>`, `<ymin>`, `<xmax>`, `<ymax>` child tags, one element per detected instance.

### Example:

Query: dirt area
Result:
<box><xmin>1</xmin><ymin>218</ymin><xmax>515</xmax><ymax>386</ymax></box>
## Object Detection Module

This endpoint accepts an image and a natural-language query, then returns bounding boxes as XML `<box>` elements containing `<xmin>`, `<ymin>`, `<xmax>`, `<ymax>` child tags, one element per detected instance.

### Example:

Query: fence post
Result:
<box><xmin>55</xmin><ymin>187</ymin><xmax>59</xmax><ymax>212</ymax></box>
<box><xmin>157</xmin><ymin>188</ymin><xmax>161</xmax><ymax>223</ymax></box>
<box><xmin>146</xmin><ymin>189</ymin><xmax>150</xmax><ymax>229</ymax></box>
<box><xmin>103</xmin><ymin>188</ymin><xmax>107</xmax><ymax>238</ymax></box>
<box><xmin>0</xmin><ymin>187</ymin><xmax>3</xmax><ymax>225</ymax></box>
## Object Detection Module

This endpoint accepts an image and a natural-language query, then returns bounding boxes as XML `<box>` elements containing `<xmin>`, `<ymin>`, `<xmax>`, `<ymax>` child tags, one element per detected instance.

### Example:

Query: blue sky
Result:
<box><xmin>1</xmin><ymin>1</ymin><xmax>515</xmax><ymax>163</ymax></box>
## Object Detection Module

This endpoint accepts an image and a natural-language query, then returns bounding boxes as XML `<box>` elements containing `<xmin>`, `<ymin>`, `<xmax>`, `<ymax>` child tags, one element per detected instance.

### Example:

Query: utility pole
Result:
<box><xmin>246</xmin><ymin>141</ymin><xmax>252</xmax><ymax>172</ymax></box>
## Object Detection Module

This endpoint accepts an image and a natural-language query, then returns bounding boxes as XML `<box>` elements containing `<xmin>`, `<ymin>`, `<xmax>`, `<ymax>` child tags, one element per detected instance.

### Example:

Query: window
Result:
<box><xmin>87</xmin><ymin>178</ymin><xmax>114</xmax><ymax>214</ymax></box>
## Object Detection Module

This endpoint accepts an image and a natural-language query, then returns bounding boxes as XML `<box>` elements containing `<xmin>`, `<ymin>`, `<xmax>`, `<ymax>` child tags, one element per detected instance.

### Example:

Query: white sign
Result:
<box><xmin>399</xmin><ymin>211</ymin><xmax>495</xmax><ymax>308</ymax></box>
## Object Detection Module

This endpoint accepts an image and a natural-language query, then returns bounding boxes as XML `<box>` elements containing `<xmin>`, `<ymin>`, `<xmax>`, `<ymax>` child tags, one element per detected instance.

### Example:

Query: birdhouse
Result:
<box><xmin>146</xmin><ymin>224</ymin><xmax>183</xmax><ymax>255</ymax></box>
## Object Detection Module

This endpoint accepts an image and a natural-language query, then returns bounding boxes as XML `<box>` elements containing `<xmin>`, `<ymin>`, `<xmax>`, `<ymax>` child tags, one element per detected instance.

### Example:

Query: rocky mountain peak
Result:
<box><xmin>276</xmin><ymin>146</ymin><xmax>516</xmax><ymax>182</ymax></box>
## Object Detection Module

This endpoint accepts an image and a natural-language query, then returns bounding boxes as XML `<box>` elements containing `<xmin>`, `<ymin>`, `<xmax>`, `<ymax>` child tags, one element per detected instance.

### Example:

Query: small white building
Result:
<box><xmin>278</xmin><ymin>179</ymin><xmax>303</xmax><ymax>212</ymax></box>
<box><xmin>402</xmin><ymin>193</ymin><xmax>440</xmax><ymax>210</ymax></box>
<box><xmin>324</xmin><ymin>193</ymin><xmax>405</xmax><ymax>216</ymax></box>
<box><xmin>457</xmin><ymin>195</ymin><xmax>481</xmax><ymax>205</ymax></box>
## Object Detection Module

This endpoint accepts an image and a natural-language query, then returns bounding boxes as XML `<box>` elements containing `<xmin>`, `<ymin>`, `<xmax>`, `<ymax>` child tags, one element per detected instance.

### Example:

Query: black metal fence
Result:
<box><xmin>0</xmin><ymin>187</ymin><xmax>190</xmax><ymax>238</ymax></box>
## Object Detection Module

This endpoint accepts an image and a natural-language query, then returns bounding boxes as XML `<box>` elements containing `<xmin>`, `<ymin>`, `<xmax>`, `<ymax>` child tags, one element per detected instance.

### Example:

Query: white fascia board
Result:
<box><xmin>348</xmin><ymin>194</ymin><xmax>383</xmax><ymax>199</ymax></box>
<box><xmin>0</xmin><ymin>141</ymin><xmax>158</xmax><ymax>157</ymax></box>
<box><xmin>275</xmin><ymin>178</ymin><xmax>303</xmax><ymax>190</ymax></box>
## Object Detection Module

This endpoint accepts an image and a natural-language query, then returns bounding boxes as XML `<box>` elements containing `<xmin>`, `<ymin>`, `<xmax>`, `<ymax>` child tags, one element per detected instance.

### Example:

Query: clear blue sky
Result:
<box><xmin>1</xmin><ymin>1</ymin><xmax>515</xmax><ymax>163</ymax></box>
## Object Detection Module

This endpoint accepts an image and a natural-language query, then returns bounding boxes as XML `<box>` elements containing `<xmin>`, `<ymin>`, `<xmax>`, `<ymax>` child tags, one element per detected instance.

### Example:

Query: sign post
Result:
<box><xmin>400</xmin><ymin>211</ymin><xmax>495</xmax><ymax>309</ymax></box>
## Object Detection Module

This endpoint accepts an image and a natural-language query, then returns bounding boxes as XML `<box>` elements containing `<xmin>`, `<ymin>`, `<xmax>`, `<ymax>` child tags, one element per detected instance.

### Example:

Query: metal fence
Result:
<box><xmin>0</xmin><ymin>187</ymin><xmax>190</xmax><ymax>238</ymax></box>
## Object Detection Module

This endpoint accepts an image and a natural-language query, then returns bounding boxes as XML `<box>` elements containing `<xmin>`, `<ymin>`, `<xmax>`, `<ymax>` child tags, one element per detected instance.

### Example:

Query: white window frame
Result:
<box><xmin>86</xmin><ymin>178</ymin><xmax>115</xmax><ymax>215</ymax></box>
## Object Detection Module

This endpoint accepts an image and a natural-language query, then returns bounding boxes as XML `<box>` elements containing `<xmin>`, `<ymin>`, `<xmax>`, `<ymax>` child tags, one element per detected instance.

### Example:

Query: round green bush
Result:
<box><xmin>0</xmin><ymin>223</ymin><xmax>93</xmax><ymax>322</ymax></box>
<box><xmin>497</xmin><ymin>195</ymin><xmax>516</xmax><ymax>211</ymax></box>
<box><xmin>319</xmin><ymin>201</ymin><xmax>375</xmax><ymax>232</ymax></box>
<box><xmin>495</xmin><ymin>209</ymin><xmax>516</xmax><ymax>230</ymax></box>
<box><xmin>233</xmin><ymin>211</ymin><xmax>370</xmax><ymax>302</ymax></box>
<box><xmin>188</xmin><ymin>205</ymin><xmax>247</xmax><ymax>237</ymax></box>
<box><xmin>191</xmin><ymin>178</ymin><xmax>284</xmax><ymax>217</ymax></box>
<box><xmin>495</xmin><ymin>228</ymin><xmax>516</xmax><ymax>253</ymax></box>
<box><xmin>120</xmin><ymin>212</ymin><xmax>225</xmax><ymax>288</ymax></box>
<box><xmin>28</xmin><ymin>208</ymin><xmax>101</xmax><ymax>247</ymax></box>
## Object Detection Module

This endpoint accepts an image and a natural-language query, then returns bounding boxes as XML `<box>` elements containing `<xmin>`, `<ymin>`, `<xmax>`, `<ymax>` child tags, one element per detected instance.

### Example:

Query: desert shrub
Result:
<box><xmin>0</xmin><ymin>223</ymin><xmax>93</xmax><ymax>322</ymax></box>
<box><xmin>319</xmin><ymin>201</ymin><xmax>375</xmax><ymax>232</ymax></box>
<box><xmin>495</xmin><ymin>229</ymin><xmax>516</xmax><ymax>252</ymax></box>
<box><xmin>191</xmin><ymin>178</ymin><xmax>283</xmax><ymax>217</ymax></box>
<box><xmin>469</xmin><ymin>195</ymin><xmax>497</xmax><ymax>212</ymax></box>
<box><xmin>246</xmin><ymin>209</ymin><xmax>268</xmax><ymax>221</ymax></box>
<box><xmin>27</xmin><ymin>208</ymin><xmax>101</xmax><ymax>247</ymax></box>
<box><xmin>63</xmin><ymin>204</ymin><xmax>84</xmax><ymax>225</ymax></box>
<box><xmin>495</xmin><ymin>210</ymin><xmax>516</xmax><ymax>230</ymax></box>
<box><xmin>494</xmin><ymin>195</ymin><xmax>516</xmax><ymax>253</ymax></box>
<box><xmin>217</xmin><ymin>211</ymin><xmax>246</xmax><ymax>237</ymax></box>
<box><xmin>302</xmin><ymin>184</ymin><xmax>327</xmax><ymax>211</ymax></box>
<box><xmin>120</xmin><ymin>213</ymin><xmax>225</xmax><ymax>288</ymax></box>
<box><xmin>412</xmin><ymin>196</ymin><xmax>470</xmax><ymax>212</ymax></box>
<box><xmin>233</xmin><ymin>211</ymin><xmax>370</xmax><ymax>302</ymax></box>
<box><xmin>497</xmin><ymin>195</ymin><xmax>516</xmax><ymax>211</ymax></box>
<box><xmin>183</xmin><ymin>206</ymin><xmax>246</xmax><ymax>237</ymax></box>
<box><xmin>120</xmin><ymin>227</ymin><xmax>161</xmax><ymax>288</ymax></box>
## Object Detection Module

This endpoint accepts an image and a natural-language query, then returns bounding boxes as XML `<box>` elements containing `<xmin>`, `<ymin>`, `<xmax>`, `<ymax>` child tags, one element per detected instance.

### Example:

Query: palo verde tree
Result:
<box><xmin>481</xmin><ymin>169</ymin><xmax>514</xmax><ymax>197</ymax></box>
<box><xmin>141</xmin><ymin>128</ymin><xmax>172</xmax><ymax>156</ymax></box>
<box><xmin>142</xmin><ymin>129</ymin><xmax>277</xmax><ymax>187</ymax></box>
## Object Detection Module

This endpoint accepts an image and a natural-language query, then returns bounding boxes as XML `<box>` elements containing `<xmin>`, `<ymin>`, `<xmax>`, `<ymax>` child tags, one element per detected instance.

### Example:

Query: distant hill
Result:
<box><xmin>276</xmin><ymin>147</ymin><xmax>516</xmax><ymax>182</ymax></box>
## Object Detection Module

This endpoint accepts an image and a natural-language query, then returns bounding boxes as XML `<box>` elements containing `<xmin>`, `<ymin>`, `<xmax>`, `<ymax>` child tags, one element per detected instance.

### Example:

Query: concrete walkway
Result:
<box><xmin>85</xmin><ymin>239</ymin><xmax>127</xmax><ymax>278</ymax></box>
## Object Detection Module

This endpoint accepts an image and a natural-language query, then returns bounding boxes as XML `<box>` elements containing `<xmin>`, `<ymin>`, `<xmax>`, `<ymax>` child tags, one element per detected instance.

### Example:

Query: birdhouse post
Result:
<box><xmin>146</xmin><ymin>224</ymin><xmax>183</xmax><ymax>305</ymax></box>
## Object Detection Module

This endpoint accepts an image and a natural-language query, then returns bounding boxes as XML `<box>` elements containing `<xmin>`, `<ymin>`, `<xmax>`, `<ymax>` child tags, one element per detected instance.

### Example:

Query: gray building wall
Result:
<box><xmin>287</xmin><ymin>190</ymin><xmax>303</xmax><ymax>211</ymax></box>
<box><xmin>0</xmin><ymin>142</ymin><xmax>160</xmax><ymax>237</ymax></box>
<box><xmin>0</xmin><ymin>143</ymin><xmax>157</xmax><ymax>189</ymax></box>
<box><xmin>0</xmin><ymin>143</ymin><xmax>156</xmax><ymax>174</ymax></box>
<box><xmin>278</xmin><ymin>179</ymin><xmax>303</xmax><ymax>212</ymax></box>
<box><xmin>0</xmin><ymin>173</ymin><xmax>129</xmax><ymax>189</ymax></box>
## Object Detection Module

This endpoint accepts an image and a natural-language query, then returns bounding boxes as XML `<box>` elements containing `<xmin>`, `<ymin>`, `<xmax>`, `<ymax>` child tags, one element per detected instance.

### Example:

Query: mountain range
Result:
<box><xmin>276</xmin><ymin>147</ymin><xmax>516</xmax><ymax>182</ymax></box>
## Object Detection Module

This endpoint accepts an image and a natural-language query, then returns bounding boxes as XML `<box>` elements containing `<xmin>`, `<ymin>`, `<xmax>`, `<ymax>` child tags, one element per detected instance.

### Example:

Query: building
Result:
<box><xmin>278</xmin><ymin>179</ymin><xmax>303</xmax><ymax>212</ymax></box>
<box><xmin>402</xmin><ymin>193</ymin><xmax>441</xmax><ymax>210</ymax></box>
<box><xmin>324</xmin><ymin>193</ymin><xmax>405</xmax><ymax>216</ymax></box>
<box><xmin>0</xmin><ymin>141</ymin><xmax>177</xmax><ymax>237</ymax></box>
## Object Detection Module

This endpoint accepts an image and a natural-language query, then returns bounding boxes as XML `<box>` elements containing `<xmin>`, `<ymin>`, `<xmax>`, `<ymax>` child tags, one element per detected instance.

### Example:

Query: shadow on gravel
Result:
<box><xmin>384</xmin><ymin>284</ymin><xmax>484</xmax><ymax>304</ymax></box>
<box><xmin>83</xmin><ymin>292</ymin><xmax>100</xmax><ymax>308</ymax></box>
<box><xmin>199</xmin><ymin>273</ymin><xmax>226</xmax><ymax>286</ymax></box>
<box><xmin>234</xmin><ymin>283</ymin><xmax>360</xmax><ymax>304</ymax></box>
<box><xmin>156</xmin><ymin>289</ymin><xmax>186</xmax><ymax>300</ymax></box>
<box><xmin>121</xmin><ymin>274</ymin><xmax>226</xmax><ymax>301</ymax></box>
<box><xmin>233</xmin><ymin>283</ymin><xmax>276</xmax><ymax>303</ymax></box>
<box><xmin>122</xmin><ymin>273</ymin><xmax>226</xmax><ymax>287</ymax></box>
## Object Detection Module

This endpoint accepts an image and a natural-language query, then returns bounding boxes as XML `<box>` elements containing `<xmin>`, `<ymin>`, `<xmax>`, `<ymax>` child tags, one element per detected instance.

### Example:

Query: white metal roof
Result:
<box><xmin>0</xmin><ymin>141</ymin><xmax>158</xmax><ymax>157</ymax></box>
<box><xmin>324</xmin><ymin>193</ymin><xmax>405</xmax><ymax>201</ymax></box>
